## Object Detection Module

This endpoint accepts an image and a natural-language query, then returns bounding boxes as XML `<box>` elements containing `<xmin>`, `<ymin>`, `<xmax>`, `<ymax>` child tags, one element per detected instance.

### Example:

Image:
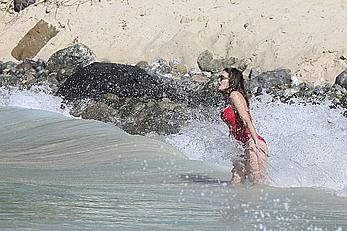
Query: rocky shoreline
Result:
<box><xmin>1</xmin><ymin>43</ymin><xmax>346</xmax><ymax>135</ymax></box>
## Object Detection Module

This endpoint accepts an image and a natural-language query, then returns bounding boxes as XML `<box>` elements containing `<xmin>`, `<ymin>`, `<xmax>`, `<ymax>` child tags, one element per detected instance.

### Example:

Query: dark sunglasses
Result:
<box><xmin>219</xmin><ymin>75</ymin><xmax>229</xmax><ymax>81</ymax></box>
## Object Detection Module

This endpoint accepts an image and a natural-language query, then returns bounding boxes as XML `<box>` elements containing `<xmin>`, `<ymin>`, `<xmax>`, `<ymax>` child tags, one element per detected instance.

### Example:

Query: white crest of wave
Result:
<box><xmin>0</xmin><ymin>86</ymin><xmax>70</xmax><ymax>116</ymax></box>
<box><xmin>166</xmin><ymin>94</ymin><xmax>347</xmax><ymax>193</ymax></box>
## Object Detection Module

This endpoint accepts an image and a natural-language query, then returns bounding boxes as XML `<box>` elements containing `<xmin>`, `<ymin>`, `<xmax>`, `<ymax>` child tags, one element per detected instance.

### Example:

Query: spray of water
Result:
<box><xmin>166</xmin><ymin>94</ymin><xmax>347</xmax><ymax>193</ymax></box>
<box><xmin>0</xmin><ymin>86</ymin><xmax>70</xmax><ymax>116</ymax></box>
<box><xmin>1</xmin><ymin>87</ymin><xmax>346</xmax><ymax>194</ymax></box>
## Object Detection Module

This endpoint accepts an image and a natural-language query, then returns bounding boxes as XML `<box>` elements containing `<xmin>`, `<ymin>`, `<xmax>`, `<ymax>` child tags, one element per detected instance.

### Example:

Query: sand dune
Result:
<box><xmin>1</xmin><ymin>0</ymin><xmax>347</xmax><ymax>84</ymax></box>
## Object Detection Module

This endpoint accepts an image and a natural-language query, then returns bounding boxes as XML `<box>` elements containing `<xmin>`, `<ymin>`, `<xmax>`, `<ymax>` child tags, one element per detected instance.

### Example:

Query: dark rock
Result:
<box><xmin>36</xmin><ymin>73</ymin><xmax>60</xmax><ymax>93</ymax></box>
<box><xmin>0</xmin><ymin>74</ymin><xmax>19</xmax><ymax>87</ymax></box>
<box><xmin>161</xmin><ymin>76</ymin><xmax>222</xmax><ymax>107</ymax></box>
<box><xmin>335</xmin><ymin>69</ymin><xmax>347</xmax><ymax>90</ymax></box>
<box><xmin>333</xmin><ymin>84</ymin><xmax>347</xmax><ymax>95</ymax></box>
<box><xmin>197</xmin><ymin>50</ymin><xmax>213</xmax><ymax>71</ymax></box>
<box><xmin>224</xmin><ymin>57</ymin><xmax>248</xmax><ymax>72</ymax></box>
<box><xmin>117</xmin><ymin>98</ymin><xmax>186</xmax><ymax>135</ymax></box>
<box><xmin>35</xmin><ymin>69</ymin><xmax>48</xmax><ymax>79</ymax></box>
<box><xmin>343</xmin><ymin>111</ymin><xmax>347</xmax><ymax>118</ymax></box>
<box><xmin>55</xmin><ymin>61</ymin><xmax>224</xmax><ymax>135</ymax></box>
<box><xmin>0</xmin><ymin>61</ymin><xmax>17</xmax><ymax>73</ymax></box>
<box><xmin>14</xmin><ymin>0</ymin><xmax>36</xmax><ymax>12</ymax></box>
<box><xmin>57</xmin><ymin>62</ymin><xmax>164</xmax><ymax>101</ymax></box>
<box><xmin>255</xmin><ymin>86</ymin><xmax>262</xmax><ymax>96</ymax></box>
<box><xmin>11</xmin><ymin>20</ymin><xmax>59</xmax><ymax>60</ymax></box>
<box><xmin>67</xmin><ymin>96</ymin><xmax>189</xmax><ymax>135</ymax></box>
<box><xmin>46</xmin><ymin>43</ymin><xmax>96</xmax><ymax>83</ymax></box>
<box><xmin>16</xmin><ymin>61</ymin><xmax>36</xmax><ymax>72</ymax></box>
<box><xmin>0</xmin><ymin>61</ymin><xmax>20</xmax><ymax>87</ymax></box>
<box><xmin>247</xmin><ymin>68</ymin><xmax>292</xmax><ymax>90</ymax></box>
<box><xmin>36</xmin><ymin>58</ymin><xmax>46</xmax><ymax>69</ymax></box>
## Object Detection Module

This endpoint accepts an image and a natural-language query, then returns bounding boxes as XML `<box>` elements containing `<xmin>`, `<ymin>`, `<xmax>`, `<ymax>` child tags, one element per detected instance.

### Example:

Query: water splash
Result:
<box><xmin>1</xmin><ymin>86</ymin><xmax>346</xmax><ymax>193</ymax></box>
<box><xmin>166</xmin><ymin>94</ymin><xmax>347</xmax><ymax>192</ymax></box>
<box><xmin>0</xmin><ymin>86</ymin><xmax>70</xmax><ymax>116</ymax></box>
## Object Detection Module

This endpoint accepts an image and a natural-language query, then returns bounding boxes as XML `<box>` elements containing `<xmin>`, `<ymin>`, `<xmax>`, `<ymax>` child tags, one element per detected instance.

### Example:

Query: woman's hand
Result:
<box><xmin>254</xmin><ymin>139</ymin><xmax>268</xmax><ymax>157</ymax></box>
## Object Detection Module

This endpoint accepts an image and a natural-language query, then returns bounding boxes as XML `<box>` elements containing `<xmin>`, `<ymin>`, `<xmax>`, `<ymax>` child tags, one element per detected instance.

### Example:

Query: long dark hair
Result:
<box><xmin>224</xmin><ymin>67</ymin><xmax>249</xmax><ymax>107</ymax></box>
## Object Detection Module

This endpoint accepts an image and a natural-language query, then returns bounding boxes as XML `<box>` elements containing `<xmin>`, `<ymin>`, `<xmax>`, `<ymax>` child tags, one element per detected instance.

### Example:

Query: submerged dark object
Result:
<box><xmin>57</xmin><ymin>62</ymin><xmax>164</xmax><ymax>100</ymax></box>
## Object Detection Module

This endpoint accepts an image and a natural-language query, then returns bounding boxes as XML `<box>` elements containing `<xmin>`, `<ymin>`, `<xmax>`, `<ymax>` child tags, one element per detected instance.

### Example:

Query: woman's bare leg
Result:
<box><xmin>231</xmin><ymin>159</ymin><xmax>246</xmax><ymax>184</ymax></box>
<box><xmin>256</xmin><ymin>140</ymin><xmax>269</xmax><ymax>183</ymax></box>
<box><xmin>244</xmin><ymin>140</ymin><xmax>268</xmax><ymax>184</ymax></box>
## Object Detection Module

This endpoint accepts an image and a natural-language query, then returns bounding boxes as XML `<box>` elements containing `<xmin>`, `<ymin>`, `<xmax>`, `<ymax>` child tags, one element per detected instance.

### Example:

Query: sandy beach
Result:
<box><xmin>1</xmin><ymin>0</ymin><xmax>347</xmax><ymax>84</ymax></box>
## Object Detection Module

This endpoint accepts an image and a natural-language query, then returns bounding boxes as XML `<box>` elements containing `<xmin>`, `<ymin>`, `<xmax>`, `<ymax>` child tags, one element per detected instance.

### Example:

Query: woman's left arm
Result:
<box><xmin>230</xmin><ymin>92</ymin><xmax>266</xmax><ymax>153</ymax></box>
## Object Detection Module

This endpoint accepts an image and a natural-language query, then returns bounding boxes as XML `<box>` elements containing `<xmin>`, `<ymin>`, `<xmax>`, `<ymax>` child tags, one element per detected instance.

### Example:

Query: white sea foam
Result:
<box><xmin>0</xmin><ymin>86</ymin><xmax>70</xmax><ymax>116</ymax></box>
<box><xmin>166</xmin><ymin>94</ymin><xmax>347</xmax><ymax>193</ymax></box>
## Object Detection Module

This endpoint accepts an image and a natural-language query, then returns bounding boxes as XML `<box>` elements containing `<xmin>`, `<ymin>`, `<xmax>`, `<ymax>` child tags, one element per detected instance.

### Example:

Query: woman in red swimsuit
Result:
<box><xmin>219</xmin><ymin>67</ymin><xmax>269</xmax><ymax>184</ymax></box>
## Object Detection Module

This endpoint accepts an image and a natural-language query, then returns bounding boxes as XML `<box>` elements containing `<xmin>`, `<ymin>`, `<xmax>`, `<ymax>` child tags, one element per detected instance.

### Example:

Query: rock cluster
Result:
<box><xmin>0</xmin><ymin>58</ymin><xmax>52</xmax><ymax>90</ymax></box>
<box><xmin>0</xmin><ymin>43</ymin><xmax>95</xmax><ymax>93</ymax></box>
<box><xmin>1</xmin><ymin>45</ymin><xmax>346</xmax><ymax>135</ymax></box>
<box><xmin>245</xmin><ymin>67</ymin><xmax>347</xmax><ymax>109</ymax></box>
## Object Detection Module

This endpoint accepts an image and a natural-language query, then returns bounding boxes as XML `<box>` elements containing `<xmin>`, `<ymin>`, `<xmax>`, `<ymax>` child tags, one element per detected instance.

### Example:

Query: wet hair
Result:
<box><xmin>223</xmin><ymin>67</ymin><xmax>249</xmax><ymax>106</ymax></box>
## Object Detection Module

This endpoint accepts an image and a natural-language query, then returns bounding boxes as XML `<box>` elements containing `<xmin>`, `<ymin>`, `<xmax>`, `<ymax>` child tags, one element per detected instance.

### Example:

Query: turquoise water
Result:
<box><xmin>1</xmin><ymin>106</ymin><xmax>346</xmax><ymax>230</ymax></box>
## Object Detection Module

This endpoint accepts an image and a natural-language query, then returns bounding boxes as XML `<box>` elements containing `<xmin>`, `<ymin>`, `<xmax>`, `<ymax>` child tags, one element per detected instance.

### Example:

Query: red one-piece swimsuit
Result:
<box><xmin>221</xmin><ymin>105</ymin><xmax>266</xmax><ymax>144</ymax></box>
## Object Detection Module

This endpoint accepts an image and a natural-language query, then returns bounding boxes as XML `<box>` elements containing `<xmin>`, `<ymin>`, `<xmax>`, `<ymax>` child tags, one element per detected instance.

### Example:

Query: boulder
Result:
<box><xmin>11</xmin><ymin>20</ymin><xmax>58</xmax><ymax>60</ymax></box>
<box><xmin>248</xmin><ymin>67</ymin><xmax>263</xmax><ymax>80</ymax></box>
<box><xmin>335</xmin><ymin>69</ymin><xmax>347</xmax><ymax>90</ymax></box>
<box><xmin>46</xmin><ymin>43</ymin><xmax>96</xmax><ymax>82</ymax></box>
<box><xmin>135</xmin><ymin>61</ymin><xmax>149</xmax><ymax>70</ymax></box>
<box><xmin>173</xmin><ymin>63</ymin><xmax>188</xmax><ymax>75</ymax></box>
<box><xmin>57</xmin><ymin>62</ymin><xmax>164</xmax><ymax>100</ymax></box>
<box><xmin>117</xmin><ymin>98</ymin><xmax>187</xmax><ymax>135</ymax></box>
<box><xmin>247</xmin><ymin>68</ymin><xmax>292</xmax><ymax>90</ymax></box>
<box><xmin>79</xmin><ymin>102</ymin><xmax>119</xmax><ymax>124</ymax></box>
<box><xmin>197</xmin><ymin>50</ymin><xmax>214</xmax><ymax>71</ymax></box>
<box><xmin>161</xmin><ymin>76</ymin><xmax>222</xmax><ymax>107</ymax></box>
<box><xmin>197</xmin><ymin>50</ymin><xmax>247</xmax><ymax>73</ymax></box>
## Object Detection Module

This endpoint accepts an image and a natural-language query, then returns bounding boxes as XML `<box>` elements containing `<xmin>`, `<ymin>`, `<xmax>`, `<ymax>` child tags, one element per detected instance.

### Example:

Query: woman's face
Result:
<box><xmin>218</xmin><ymin>71</ymin><xmax>230</xmax><ymax>91</ymax></box>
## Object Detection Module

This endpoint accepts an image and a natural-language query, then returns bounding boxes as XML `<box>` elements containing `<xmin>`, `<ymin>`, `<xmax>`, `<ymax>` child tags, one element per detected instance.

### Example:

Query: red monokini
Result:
<box><xmin>221</xmin><ymin>105</ymin><xmax>266</xmax><ymax>144</ymax></box>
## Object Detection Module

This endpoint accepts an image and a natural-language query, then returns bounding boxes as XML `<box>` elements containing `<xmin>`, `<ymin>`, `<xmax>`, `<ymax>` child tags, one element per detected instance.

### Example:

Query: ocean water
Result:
<box><xmin>0</xmin><ymin>87</ymin><xmax>346</xmax><ymax>230</ymax></box>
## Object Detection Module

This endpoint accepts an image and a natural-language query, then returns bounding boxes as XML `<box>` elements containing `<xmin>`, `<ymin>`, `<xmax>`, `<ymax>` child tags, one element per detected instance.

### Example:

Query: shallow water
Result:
<box><xmin>0</xmin><ymin>105</ymin><xmax>346</xmax><ymax>230</ymax></box>
<box><xmin>0</xmin><ymin>87</ymin><xmax>347</xmax><ymax>230</ymax></box>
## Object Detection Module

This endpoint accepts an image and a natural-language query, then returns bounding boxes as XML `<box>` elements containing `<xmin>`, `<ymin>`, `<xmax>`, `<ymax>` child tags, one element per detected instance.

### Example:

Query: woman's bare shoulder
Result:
<box><xmin>229</xmin><ymin>91</ymin><xmax>243</xmax><ymax>100</ymax></box>
<box><xmin>229</xmin><ymin>91</ymin><xmax>248</xmax><ymax>109</ymax></box>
